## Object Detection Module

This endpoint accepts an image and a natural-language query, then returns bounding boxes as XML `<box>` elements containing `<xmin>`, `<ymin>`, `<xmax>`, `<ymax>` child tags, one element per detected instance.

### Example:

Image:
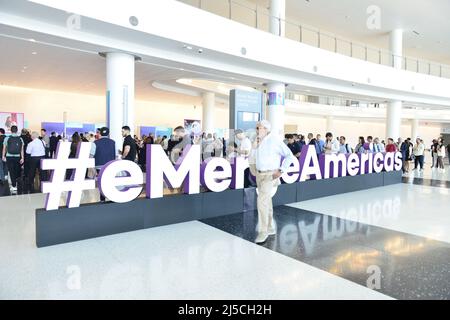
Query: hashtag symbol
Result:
<box><xmin>41</xmin><ymin>141</ymin><xmax>96</xmax><ymax>210</ymax></box>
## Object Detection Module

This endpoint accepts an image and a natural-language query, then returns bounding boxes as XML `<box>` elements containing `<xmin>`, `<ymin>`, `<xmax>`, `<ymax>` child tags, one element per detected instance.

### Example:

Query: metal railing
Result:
<box><xmin>178</xmin><ymin>0</ymin><xmax>450</xmax><ymax>79</ymax></box>
<box><xmin>285</xmin><ymin>92</ymin><xmax>387</xmax><ymax>109</ymax></box>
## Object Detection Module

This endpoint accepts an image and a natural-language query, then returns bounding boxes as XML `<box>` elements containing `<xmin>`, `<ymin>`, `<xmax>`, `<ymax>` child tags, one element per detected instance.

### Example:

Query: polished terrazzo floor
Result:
<box><xmin>0</xmin><ymin>166</ymin><xmax>449</xmax><ymax>299</ymax></box>
<box><xmin>202</xmin><ymin>205</ymin><xmax>450</xmax><ymax>300</ymax></box>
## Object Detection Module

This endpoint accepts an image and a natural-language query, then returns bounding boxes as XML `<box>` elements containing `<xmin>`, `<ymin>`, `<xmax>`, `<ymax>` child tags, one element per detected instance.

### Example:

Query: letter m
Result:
<box><xmin>146</xmin><ymin>144</ymin><xmax>200</xmax><ymax>198</ymax></box>
<box><xmin>322</xmin><ymin>154</ymin><xmax>347</xmax><ymax>178</ymax></box>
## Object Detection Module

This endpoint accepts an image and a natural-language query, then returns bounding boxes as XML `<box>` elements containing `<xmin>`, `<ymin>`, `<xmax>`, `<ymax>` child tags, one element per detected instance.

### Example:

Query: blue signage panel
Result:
<box><xmin>140</xmin><ymin>126</ymin><xmax>156</xmax><ymax>137</ymax></box>
<box><xmin>41</xmin><ymin>122</ymin><xmax>64</xmax><ymax>136</ymax></box>
<box><xmin>229</xmin><ymin>89</ymin><xmax>263</xmax><ymax>131</ymax></box>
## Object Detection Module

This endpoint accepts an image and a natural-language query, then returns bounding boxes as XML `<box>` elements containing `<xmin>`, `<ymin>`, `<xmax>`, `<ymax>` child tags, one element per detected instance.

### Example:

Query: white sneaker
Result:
<box><xmin>10</xmin><ymin>186</ymin><xmax>17</xmax><ymax>193</ymax></box>
<box><xmin>255</xmin><ymin>232</ymin><xmax>268</xmax><ymax>244</ymax></box>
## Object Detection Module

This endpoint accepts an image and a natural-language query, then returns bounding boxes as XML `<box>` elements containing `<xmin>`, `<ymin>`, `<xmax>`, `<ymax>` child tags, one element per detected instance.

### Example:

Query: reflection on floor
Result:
<box><xmin>402</xmin><ymin>176</ymin><xmax>450</xmax><ymax>188</ymax></box>
<box><xmin>201</xmin><ymin>206</ymin><xmax>450</xmax><ymax>300</ymax></box>
<box><xmin>403</xmin><ymin>165</ymin><xmax>450</xmax><ymax>182</ymax></box>
<box><xmin>289</xmin><ymin>184</ymin><xmax>450</xmax><ymax>244</ymax></box>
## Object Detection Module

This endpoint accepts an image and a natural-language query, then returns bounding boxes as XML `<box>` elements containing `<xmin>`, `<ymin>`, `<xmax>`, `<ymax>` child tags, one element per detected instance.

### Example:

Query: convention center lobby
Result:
<box><xmin>1</xmin><ymin>0</ymin><xmax>450</xmax><ymax>303</ymax></box>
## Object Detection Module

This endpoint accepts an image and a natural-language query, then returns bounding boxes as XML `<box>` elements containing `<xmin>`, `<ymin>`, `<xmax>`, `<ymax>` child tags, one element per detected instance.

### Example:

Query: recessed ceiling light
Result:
<box><xmin>183</xmin><ymin>45</ymin><xmax>193</xmax><ymax>50</ymax></box>
<box><xmin>31</xmin><ymin>51</ymin><xmax>37</xmax><ymax>55</ymax></box>
<box><xmin>29</xmin><ymin>38</ymin><xmax>36</xmax><ymax>42</ymax></box>
<box><xmin>23</xmin><ymin>66</ymin><xmax>28</xmax><ymax>69</ymax></box>
<box><xmin>179</xmin><ymin>68</ymin><xmax>185</xmax><ymax>71</ymax></box>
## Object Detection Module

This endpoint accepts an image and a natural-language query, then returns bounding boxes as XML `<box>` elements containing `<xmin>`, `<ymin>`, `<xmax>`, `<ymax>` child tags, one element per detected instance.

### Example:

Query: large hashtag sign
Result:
<box><xmin>41</xmin><ymin>141</ymin><xmax>96</xmax><ymax>210</ymax></box>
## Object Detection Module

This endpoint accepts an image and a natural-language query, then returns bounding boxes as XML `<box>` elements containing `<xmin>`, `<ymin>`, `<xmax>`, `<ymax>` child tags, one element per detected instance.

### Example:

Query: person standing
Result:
<box><xmin>338</xmin><ymin>136</ymin><xmax>352</xmax><ymax>154</ymax></box>
<box><xmin>49</xmin><ymin>132</ymin><xmax>59</xmax><ymax>158</ymax></box>
<box><xmin>0</xmin><ymin>128</ymin><xmax>6</xmax><ymax>185</ymax></box>
<box><xmin>366</xmin><ymin>136</ymin><xmax>375</xmax><ymax>152</ymax></box>
<box><xmin>413</xmin><ymin>138</ymin><xmax>425</xmax><ymax>171</ymax></box>
<box><xmin>121</xmin><ymin>126</ymin><xmax>137</xmax><ymax>162</ymax></box>
<box><xmin>235</xmin><ymin>129</ymin><xmax>252</xmax><ymax>157</ymax></box>
<box><xmin>355</xmin><ymin>136</ymin><xmax>366</xmax><ymax>154</ymax></box>
<box><xmin>26</xmin><ymin>131</ymin><xmax>46</xmax><ymax>193</ymax></box>
<box><xmin>400</xmin><ymin>138</ymin><xmax>411</xmax><ymax>173</ymax></box>
<box><xmin>65</xmin><ymin>133</ymin><xmax>81</xmax><ymax>180</ymax></box>
<box><xmin>213</xmin><ymin>133</ymin><xmax>223</xmax><ymax>158</ymax></box>
<box><xmin>161</xmin><ymin>135</ymin><xmax>169</xmax><ymax>154</ymax></box>
<box><xmin>430</xmin><ymin>139</ymin><xmax>438</xmax><ymax>168</ymax></box>
<box><xmin>437</xmin><ymin>140</ymin><xmax>446</xmax><ymax>170</ymax></box>
<box><xmin>373</xmin><ymin>137</ymin><xmax>385</xmax><ymax>153</ymax></box>
<box><xmin>307</xmin><ymin>133</ymin><xmax>320</xmax><ymax>156</ymax></box>
<box><xmin>323</xmin><ymin>132</ymin><xmax>340</xmax><ymax>155</ymax></box>
<box><xmin>91</xmin><ymin>127</ymin><xmax>116</xmax><ymax>202</ymax></box>
<box><xmin>286</xmin><ymin>134</ymin><xmax>301</xmax><ymax>157</ymax></box>
<box><xmin>20</xmin><ymin>129</ymin><xmax>32</xmax><ymax>179</ymax></box>
<box><xmin>296</xmin><ymin>134</ymin><xmax>306</xmax><ymax>151</ymax></box>
<box><xmin>252</xmin><ymin>120</ymin><xmax>295</xmax><ymax>244</ymax></box>
<box><xmin>2</xmin><ymin>125</ymin><xmax>24</xmax><ymax>193</ymax></box>
<box><xmin>316</xmin><ymin>134</ymin><xmax>325</xmax><ymax>154</ymax></box>
<box><xmin>385</xmin><ymin>138</ymin><xmax>397</xmax><ymax>152</ymax></box>
<box><xmin>40</xmin><ymin>128</ymin><xmax>50</xmax><ymax>158</ymax></box>
<box><xmin>202</xmin><ymin>133</ymin><xmax>214</xmax><ymax>161</ymax></box>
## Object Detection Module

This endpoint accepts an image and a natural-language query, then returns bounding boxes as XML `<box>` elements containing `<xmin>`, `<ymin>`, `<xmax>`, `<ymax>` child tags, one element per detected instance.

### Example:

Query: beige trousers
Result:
<box><xmin>255</xmin><ymin>170</ymin><xmax>280</xmax><ymax>234</ymax></box>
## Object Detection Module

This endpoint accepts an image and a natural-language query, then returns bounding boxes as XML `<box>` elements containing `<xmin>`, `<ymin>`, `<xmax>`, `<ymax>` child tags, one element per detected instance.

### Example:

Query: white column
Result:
<box><xmin>270</xmin><ymin>0</ymin><xmax>286</xmax><ymax>37</ymax></box>
<box><xmin>326</xmin><ymin>116</ymin><xmax>334</xmax><ymax>133</ymax></box>
<box><xmin>386</xmin><ymin>100</ymin><xmax>402</xmax><ymax>141</ymax></box>
<box><xmin>387</xmin><ymin>29</ymin><xmax>403</xmax><ymax>142</ymax></box>
<box><xmin>202</xmin><ymin>92</ymin><xmax>215</xmax><ymax>134</ymax></box>
<box><xmin>105</xmin><ymin>52</ymin><xmax>136</xmax><ymax>150</ymax></box>
<box><xmin>411</xmin><ymin>119</ymin><xmax>419</xmax><ymax>140</ymax></box>
<box><xmin>390</xmin><ymin>29</ymin><xmax>403</xmax><ymax>69</ymax></box>
<box><xmin>266</xmin><ymin>82</ymin><xmax>285</xmax><ymax>138</ymax></box>
<box><xmin>268</xmin><ymin>0</ymin><xmax>286</xmax><ymax>138</ymax></box>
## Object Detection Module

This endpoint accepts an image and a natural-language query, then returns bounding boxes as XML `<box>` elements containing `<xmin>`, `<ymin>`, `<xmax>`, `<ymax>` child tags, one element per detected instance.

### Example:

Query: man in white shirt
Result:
<box><xmin>26</xmin><ymin>131</ymin><xmax>46</xmax><ymax>193</ymax></box>
<box><xmin>235</xmin><ymin>129</ymin><xmax>252</xmax><ymax>157</ymax></box>
<box><xmin>323</xmin><ymin>132</ymin><xmax>340</xmax><ymax>155</ymax></box>
<box><xmin>373</xmin><ymin>137</ymin><xmax>385</xmax><ymax>153</ymax></box>
<box><xmin>253</xmin><ymin>120</ymin><xmax>295</xmax><ymax>244</ymax></box>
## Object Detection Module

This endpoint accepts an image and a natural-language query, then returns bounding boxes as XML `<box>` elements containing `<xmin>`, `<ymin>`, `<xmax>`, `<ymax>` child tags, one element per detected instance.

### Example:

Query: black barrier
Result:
<box><xmin>35</xmin><ymin>170</ymin><xmax>402</xmax><ymax>247</ymax></box>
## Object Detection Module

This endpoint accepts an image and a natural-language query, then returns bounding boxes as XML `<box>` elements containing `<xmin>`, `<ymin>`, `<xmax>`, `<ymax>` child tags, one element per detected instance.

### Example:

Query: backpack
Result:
<box><xmin>6</xmin><ymin>136</ymin><xmax>22</xmax><ymax>155</ymax></box>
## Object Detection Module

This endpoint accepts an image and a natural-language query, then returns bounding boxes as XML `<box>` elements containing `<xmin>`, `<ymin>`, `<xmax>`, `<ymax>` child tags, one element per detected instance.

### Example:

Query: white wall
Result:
<box><xmin>0</xmin><ymin>86</ymin><xmax>228</xmax><ymax>134</ymax></box>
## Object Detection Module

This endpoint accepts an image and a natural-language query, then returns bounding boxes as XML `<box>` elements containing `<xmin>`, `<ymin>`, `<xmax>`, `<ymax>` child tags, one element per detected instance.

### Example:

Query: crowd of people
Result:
<box><xmin>283</xmin><ymin>133</ymin><xmax>449</xmax><ymax>173</ymax></box>
<box><xmin>1</xmin><ymin>123</ymin><xmax>450</xmax><ymax>197</ymax></box>
<box><xmin>0</xmin><ymin>127</ymin><xmax>62</xmax><ymax>193</ymax></box>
